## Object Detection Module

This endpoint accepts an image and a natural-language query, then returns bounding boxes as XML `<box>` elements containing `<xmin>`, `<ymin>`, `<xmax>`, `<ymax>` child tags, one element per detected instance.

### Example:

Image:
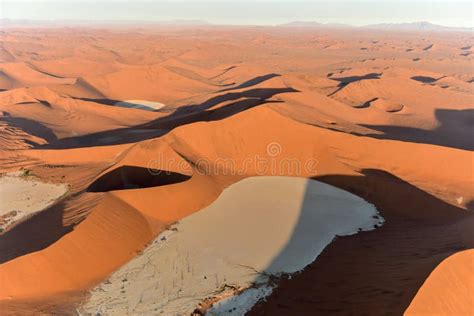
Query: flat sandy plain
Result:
<box><xmin>0</xmin><ymin>25</ymin><xmax>473</xmax><ymax>315</ymax></box>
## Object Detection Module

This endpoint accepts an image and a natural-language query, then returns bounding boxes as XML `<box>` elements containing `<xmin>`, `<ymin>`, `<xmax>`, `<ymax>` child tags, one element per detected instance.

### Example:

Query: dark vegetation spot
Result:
<box><xmin>20</xmin><ymin>168</ymin><xmax>33</xmax><ymax>177</ymax></box>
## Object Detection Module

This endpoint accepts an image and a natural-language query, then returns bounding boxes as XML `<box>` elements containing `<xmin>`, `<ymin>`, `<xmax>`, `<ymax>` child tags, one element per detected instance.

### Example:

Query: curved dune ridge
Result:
<box><xmin>0</xmin><ymin>27</ymin><xmax>472</xmax><ymax>315</ymax></box>
<box><xmin>80</xmin><ymin>176</ymin><xmax>384</xmax><ymax>315</ymax></box>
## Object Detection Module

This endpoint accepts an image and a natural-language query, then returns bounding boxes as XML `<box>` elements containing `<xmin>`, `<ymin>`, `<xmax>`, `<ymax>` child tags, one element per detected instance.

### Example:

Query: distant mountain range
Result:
<box><xmin>366</xmin><ymin>21</ymin><xmax>473</xmax><ymax>32</ymax></box>
<box><xmin>1</xmin><ymin>18</ymin><xmax>471</xmax><ymax>32</ymax></box>
<box><xmin>281</xmin><ymin>21</ymin><xmax>473</xmax><ymax>32</ymax></box>
<box><xmin>280</xmin><ymin>21</ymin><xmax>351</xmax><ymax>28</ymax></box>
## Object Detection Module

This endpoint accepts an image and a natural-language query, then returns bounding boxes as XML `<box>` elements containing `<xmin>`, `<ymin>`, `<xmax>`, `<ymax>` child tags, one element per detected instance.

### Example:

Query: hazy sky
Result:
<box><xmin>2</xmin><ymin>1</ymin><xmax>473</xmax><ymax>27</ymax></box>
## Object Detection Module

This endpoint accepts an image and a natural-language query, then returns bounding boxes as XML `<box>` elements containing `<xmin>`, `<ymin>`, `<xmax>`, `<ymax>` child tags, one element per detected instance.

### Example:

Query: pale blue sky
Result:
<box><xmin>2</xmin><ymin>1</ymin><xmax>473</xmax><ymax>27</ymax></box>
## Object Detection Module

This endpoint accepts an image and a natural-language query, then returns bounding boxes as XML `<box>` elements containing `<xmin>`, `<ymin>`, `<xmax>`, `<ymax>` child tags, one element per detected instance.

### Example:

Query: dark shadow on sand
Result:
<box><xmin>87</xmin><ymin>166</ymin><xmax>191</xmax><ymax>192</ymax></box>
<box><xmin>72</xmin><ymin>97</ymin><xmax>121</xmax><ymax>106</ymax></box>
<box><xmin>2</xmin><ymin>115</ymin><xmax>58</xmax><ymax>145</ymax></box>
<box><xmin>0</xmin><ymin>197</ymin><xmax>74</xmax><ymax>265</ymax></box>
<box><xmin>217</xmin><ymin>73</ymin><xmax>281</xmax><ymax>92</ymax></box>
<box><xmin>410</xmin><ymin>75</ymin><xmax>445</xmax><ymax>84</ymax></box>
<box><xmin>249</xmin><ymin>169</ymin><xmax>472</xmax><ymax>315</ymax></box>
<box><xmin>328</xmin><ymin>73</ymin><xmax>382</xmax><ymax>96</ymax></box>
<box><xmin>41</xmin><ymin>87</ymin><xmax>298</xmax><ymax>149</ymax></box>
<box><xmin>361</xmin><ymin>108</ymin><xmax>474</xmax><ymax>150</ymax></box>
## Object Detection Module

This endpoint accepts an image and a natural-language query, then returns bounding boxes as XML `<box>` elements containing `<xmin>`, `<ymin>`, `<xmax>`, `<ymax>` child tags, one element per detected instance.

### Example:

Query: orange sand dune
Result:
<box><xmin>405</xmin><ymin>250</ymin><xmax>474</xmax><ymax>316</ymax></box>
<box><xmin>0</xmin><ymin>194</ymin><xmax>155</xmax><ymax>299</ymax></box>
<box><xmin>0</xmin><ymin>87</ymin><xmax>161</xmax><ymax>140</ymax></box>
<box><xmin>28</xmin><ymin>57</ymin><xmax>121</xmax><ymax>78</ymax></box>
<box><xmin>54</xmin><ymin>64</ymin><xmax>219</xmax><ymax>105</ymax></box>
<box><xmin>0</xmin><ymin>26</ymin><xmax>472</xmax><ymax>315</ymax></box>
<box><xmin>0</xmin><ymin>63</ymin><xmax>74</xmax><ymax>90</ymax></box>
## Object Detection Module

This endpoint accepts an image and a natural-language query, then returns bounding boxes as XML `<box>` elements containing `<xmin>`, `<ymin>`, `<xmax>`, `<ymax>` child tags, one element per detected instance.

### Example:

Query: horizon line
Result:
<box><xmin>2</xmin><ymin>19</ymin><xmax>473</xmax><ymax>30</ymax></box>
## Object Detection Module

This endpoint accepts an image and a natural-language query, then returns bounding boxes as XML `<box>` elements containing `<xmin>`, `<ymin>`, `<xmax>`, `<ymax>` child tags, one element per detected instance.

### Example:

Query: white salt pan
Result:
<box><xmin>81</xmin><ymin>176</ymin><xmax>383</xmax><ymax>315</ymax></box>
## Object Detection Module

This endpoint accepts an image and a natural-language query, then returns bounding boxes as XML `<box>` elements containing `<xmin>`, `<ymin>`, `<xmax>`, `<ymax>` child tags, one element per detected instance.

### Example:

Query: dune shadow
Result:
<box><xmin>249</xmin><ymin>169</ymin><xmax>472</xmax><ymax>315</ymax></box>
<box><xmin>466</xmin><ymin>200</ymin><xmax>474</xmax><ymax>212</ymax></box>
<box><xmin>2</xmin><ymin>115</ymin><xmax>58</xmax><ymax>145</ymax></box>
<box><xmin>0</xmin><ymin>198</ymin><xmax>74</xmax><ymax>265</ymax></box>
<box><xmin>410</xmin><ymin>75</ymin><xmax>445</xmax><ymax>84</ymax></box>
<box><xmin>42</xmin><ymin>87</ymin><xmax>298</xmax><ymax>149</ymax></box>
<box><xmin>423</xmin><ymin>44</ymin><xmax>434</xmax><ymax>51</ymax></box>
<box><xmin>170</xmin><ymin>87</ymin><xmax>296</xmax><ymax>117</ymax></box>
<box><xmin>218</xmin><ymin>73</ymin><xmax>281</xmax><ymax>92</ymax></box>
<box><xmin>354</xmin><ymin>97</ymin><xmax>378</xmax><ymax>109</ymax></box>
<box><xmin>361</xmin><ymin>108</ymin><xmax>474</xmax><ymax>150</ymax></box>
<box><xmin>72</xmin><ymin>97</ymin><xmax>120</xmax><ymax>106</ymax></box>
<box><xmin>328</xmin><ymin>73</ymin><xmax>381</xmax><ymax>96</ymax></box>
<box><xmin>87</xmin><ymin>166</ymin><xmax>191</xmax><ymax>192</ymax></box>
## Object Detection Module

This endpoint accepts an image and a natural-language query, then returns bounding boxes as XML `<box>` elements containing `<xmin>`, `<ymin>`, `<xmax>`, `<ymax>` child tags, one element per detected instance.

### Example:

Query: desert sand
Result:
<box><xmin>0</xmin><ymin>26</ymin><xmax>472</xmax><ymax>315</ymax></box>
